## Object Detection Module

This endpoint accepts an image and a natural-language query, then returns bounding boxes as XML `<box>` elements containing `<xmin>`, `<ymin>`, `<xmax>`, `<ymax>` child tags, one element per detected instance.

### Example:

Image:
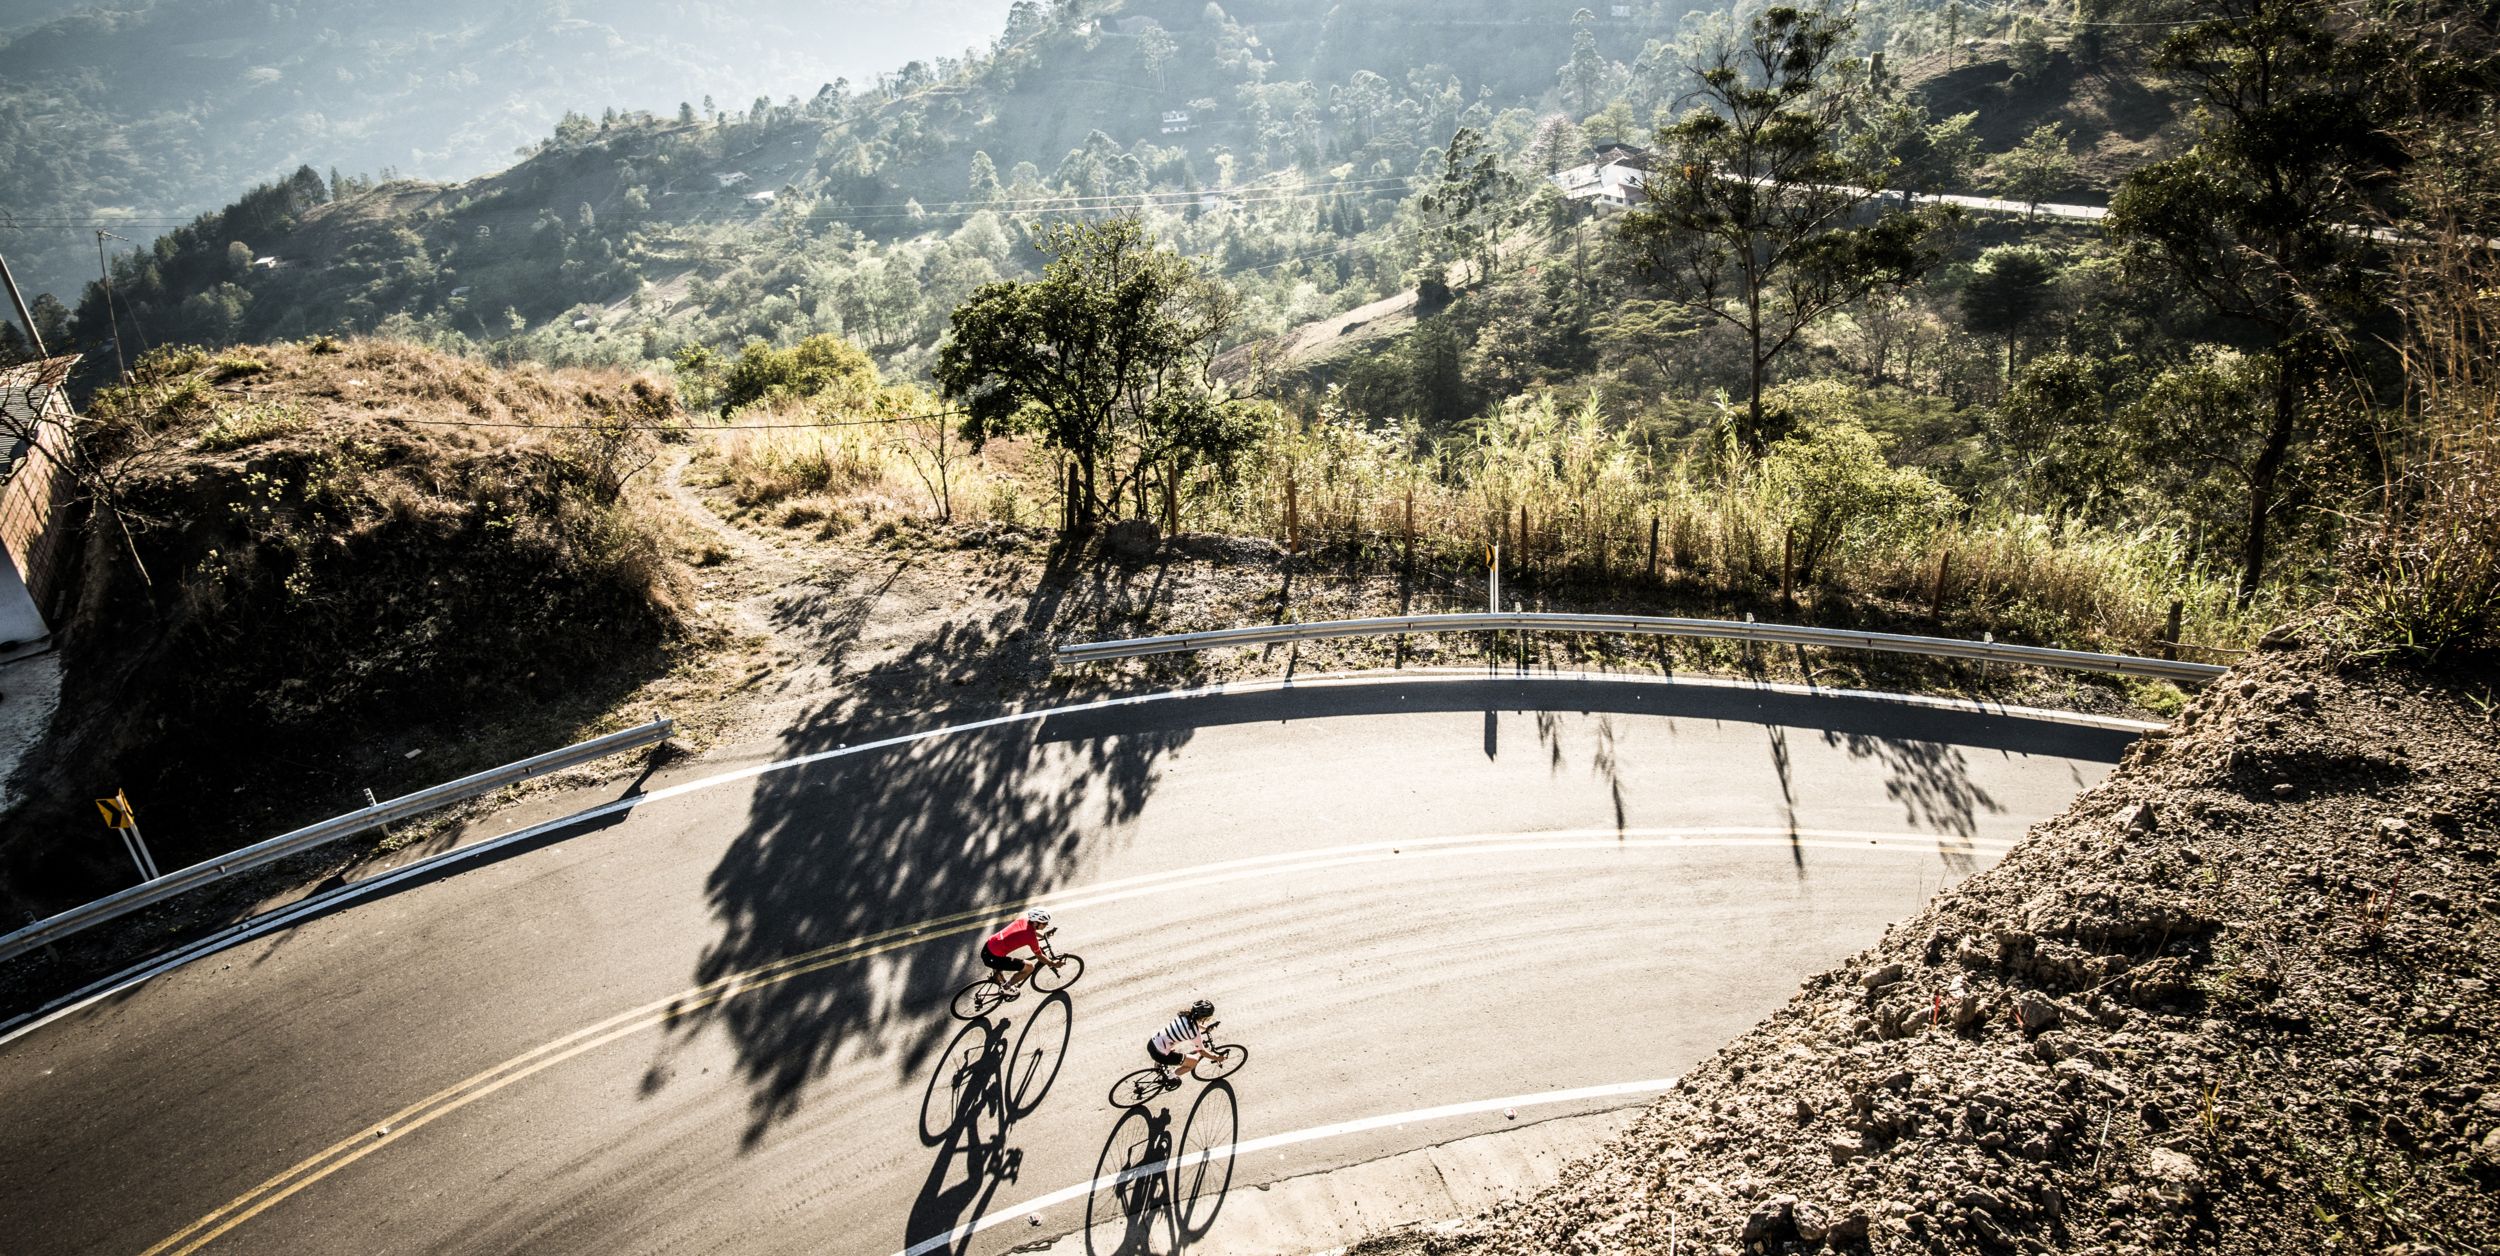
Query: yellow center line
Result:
<box><xmin>139</xmin><ymin>826</ymin><xmax>2006</xmax><ymax>1254</ymax></box>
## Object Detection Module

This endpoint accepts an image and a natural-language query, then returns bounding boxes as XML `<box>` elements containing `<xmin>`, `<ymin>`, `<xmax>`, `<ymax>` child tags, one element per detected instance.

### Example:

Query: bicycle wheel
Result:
<box><xmin>1109</xmin><ymin>1067</ymin><xmax>1176</xmax><ymax>1108</ymax></box>
<box><xmin>1031</xmin><ymin>953</ymin><xmax>1085</xmax><ymax>993</ymax></box>
<box><xmin>950</xmin><ymin>979</ymin><xmax>1006</xmax><ymax>1021</ymax></box>
<box><xmin>1195</xmin><ymin>1044</ymin><xmax>1249</xmax><ymax>1081</ymax></box>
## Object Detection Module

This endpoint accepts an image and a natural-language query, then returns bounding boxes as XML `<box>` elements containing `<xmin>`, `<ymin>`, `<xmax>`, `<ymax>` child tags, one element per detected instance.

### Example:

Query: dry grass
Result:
<box><xmin>2343</xmin><ymin>133</ymin><xmax>2500</xmax><ymax>661</ymax></box>
<box><xmin>702</xmin><ymin>387</ymin><xmax>2257</xmax><ymax>656</ymax></box>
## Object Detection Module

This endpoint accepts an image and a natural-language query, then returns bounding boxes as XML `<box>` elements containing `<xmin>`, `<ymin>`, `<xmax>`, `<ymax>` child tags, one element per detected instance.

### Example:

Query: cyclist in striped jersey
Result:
<box><xmin>1148</xmin><ymin>999</ymin><xmax>1217</xmax><ymax>1086</ymax></box>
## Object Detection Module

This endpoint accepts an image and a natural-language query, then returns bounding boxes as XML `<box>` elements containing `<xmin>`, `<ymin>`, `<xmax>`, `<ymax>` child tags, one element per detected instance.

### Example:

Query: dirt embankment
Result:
<box><xmin>0</xmin><ymin>340</ymin><xmax>691</xmax><ymax>923</ymax></box>
<box><xmin>1377</xmin><ymin>631</ymin><xmax>2500</xmax><ymax>1255</ymax></box>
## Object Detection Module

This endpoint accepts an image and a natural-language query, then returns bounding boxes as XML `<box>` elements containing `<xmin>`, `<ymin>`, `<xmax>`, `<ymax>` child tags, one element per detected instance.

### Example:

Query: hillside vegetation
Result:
<box><xmin>0</xmin><ymin>0</ymin><xmax>1023</xmax><ymax>300</ymax></box>
<box><xmin>0</xmin><ymin>339</ymin><xmax>690</xmax><ymax>923</ymax></box>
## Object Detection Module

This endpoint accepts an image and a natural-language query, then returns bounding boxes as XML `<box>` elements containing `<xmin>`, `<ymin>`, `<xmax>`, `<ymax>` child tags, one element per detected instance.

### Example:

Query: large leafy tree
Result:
<box><xmin>936</xmin><ymin>218</ymin><xmax>1263</xmax><ymax>529</ymax></box>
<box><xmin>1618</xmin><ymin>4</ymin><xmax>1952</xmax><ymax>455</ymax></box>
<box><xmin>2106</xmin><ymin>0</ymin><xmax>2399</xmax><ymax>603</ymax></box>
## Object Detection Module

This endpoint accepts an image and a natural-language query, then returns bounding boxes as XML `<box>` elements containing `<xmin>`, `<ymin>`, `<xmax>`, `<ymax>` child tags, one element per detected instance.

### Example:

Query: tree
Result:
<box><xmin>1618</xmin><ymin>4</ymin><xmax>1953</xmax><ymax>454</ymax></box>
<box><xmin>1993</xmin><ymin>351</ymin><xmax>2120</xmax><ymax>519</ymax></box>
<box><xmin>678</xmin><ymin>101</ymin><xmax>696</xmax><ymax>124</ymax></box>
<box><xmin>1757</xmin><ymin>422</ymin><xmax>1952</xmax><ymax>586</ymax></box>
<box><xmin>1562</xmin><ymin>9</ymin><xmax>1612</xmax><ymax>117</ymax></box>
<box><xmin>1960</xmin><ymin>244</ymin><xmax>2058</xmax><ymax>377</ymax></box>
<box><xmin>1991</xmin><ymin>123</ymin><xmax>2075</xmax><ymax>218</ymax></box>
<box><xmin>2105</xmin><ymin>0</ymin><xmax>2395</xmax><ymax>602</ymax></box>
<box><xmin>1526</xmin><ymin>113</ymin><xmax>1587</xmax><ymax>176</ymax></box>
<box><xmin>968</xmin><ymin>150</ymin><xmax>1001</xmax><ymax>203</ymax></box>
<box><xmin>29</xmin><ymin>294</ymin><xmax>70</xmax><ymax>352</ymax></box>
<box><xmin>1138</xmin><ymin>24</ymin><xmax>1179</xmax><ymax>89</ymax></box>
<box><xmin>1865</xmin><ymin>103</ymin><xmax>1980</xmax><ymax>203</ymax></box>
<box><xmin>936</xmin><ymin>218</ymin><xmax>1265</xmax><ymax>529</ymax></box>
<box><xmin>1415</xmin><ymin>127</ymin><xmax>1522</xmax><ymax>287</ymax></box>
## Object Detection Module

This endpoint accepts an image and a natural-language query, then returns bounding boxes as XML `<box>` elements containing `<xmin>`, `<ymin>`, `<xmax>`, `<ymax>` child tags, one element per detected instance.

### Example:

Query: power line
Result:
<box><xmin>367</xmin><ymin>407</ymin><xmax>967</xmax><ymax>432</ymax></box>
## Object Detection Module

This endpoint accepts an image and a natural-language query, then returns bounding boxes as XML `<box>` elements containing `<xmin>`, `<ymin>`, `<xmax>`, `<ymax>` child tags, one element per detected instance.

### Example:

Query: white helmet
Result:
<box><xmin>1026</xmin><ymin>907</ymin><xmax>1052</xmax><ymax>926</ymax></box>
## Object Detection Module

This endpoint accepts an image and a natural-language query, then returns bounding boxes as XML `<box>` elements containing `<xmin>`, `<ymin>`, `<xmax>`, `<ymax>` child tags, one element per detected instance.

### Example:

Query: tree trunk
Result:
<box><xmin>1745</xmin><ymin>351</ymin><xmax>1768</xmax><ymax>458</ymax></box>
<box><xmin>2238</xmin><ymin>366</ymin><xmax>2299</xmax><ymax>607</ymax></box>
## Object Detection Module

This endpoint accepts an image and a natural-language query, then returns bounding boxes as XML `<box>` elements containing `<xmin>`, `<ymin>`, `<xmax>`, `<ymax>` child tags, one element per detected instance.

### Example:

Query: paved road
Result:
<box><xmin>0</xmin><ymin>676</ymin><xmax>2140</xmax><ymax>1256</ymax></box>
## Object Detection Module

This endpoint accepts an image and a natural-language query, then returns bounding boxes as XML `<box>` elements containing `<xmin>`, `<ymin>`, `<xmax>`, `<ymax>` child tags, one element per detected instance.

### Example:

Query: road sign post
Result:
<box><xmin>95</xmin><ymin>791</ymin><xmax>159</xmax><ymax>882</ymax></box>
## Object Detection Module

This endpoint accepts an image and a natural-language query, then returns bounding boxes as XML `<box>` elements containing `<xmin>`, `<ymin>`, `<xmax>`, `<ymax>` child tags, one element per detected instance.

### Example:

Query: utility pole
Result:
<box><xmin>0</xmin><ymin>247</ymin><xmax>45</xmax><ymax>357</ymax></box>
<box><xmin>96</xmin><ymin>229</ymin><xmax>129</xmax><ymax>380</ymax></box>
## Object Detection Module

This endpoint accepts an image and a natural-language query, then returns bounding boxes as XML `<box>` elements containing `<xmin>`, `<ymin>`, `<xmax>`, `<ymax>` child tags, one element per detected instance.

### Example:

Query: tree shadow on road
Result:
<box><xmin>1821</xmin><ymin>729</ymin><xmax>2004</xmax><ymax>855</ymax></box>
<box><xmin>640</xmin><ymin>539</ymin><xmax>1196</xmax><ymax>1149</ymax></box>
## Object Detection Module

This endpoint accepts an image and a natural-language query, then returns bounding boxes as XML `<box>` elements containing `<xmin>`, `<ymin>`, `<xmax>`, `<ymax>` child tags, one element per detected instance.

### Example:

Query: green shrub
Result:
<box><xmin>195</xmin><ymin>402</ymin><xmax>306</xmax><ymax>451</ymax></box>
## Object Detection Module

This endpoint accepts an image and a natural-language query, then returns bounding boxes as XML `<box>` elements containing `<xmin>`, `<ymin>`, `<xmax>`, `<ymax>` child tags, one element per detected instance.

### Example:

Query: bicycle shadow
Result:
<box><xmin>1083</xmin><ymin>1081</ymin><xmax>1239</xmax><ymax>1256</ymax></box>
<box><xmin>904</xmin><ymin>993</ymin><xmax>1075</xmax><ymax>1254</ymax></box>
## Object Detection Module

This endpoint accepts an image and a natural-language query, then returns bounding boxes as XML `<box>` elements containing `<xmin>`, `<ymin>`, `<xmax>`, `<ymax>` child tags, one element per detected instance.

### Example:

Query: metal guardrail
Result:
<box><xmin>0</xmin><ymin>718</ymin><xmax>674</xmax><ymax>967</ymax></box>
<box><xmin>1057</xmin><ymin>613</ymin><xmax>2231</xmax><ymax>684</ymax></box>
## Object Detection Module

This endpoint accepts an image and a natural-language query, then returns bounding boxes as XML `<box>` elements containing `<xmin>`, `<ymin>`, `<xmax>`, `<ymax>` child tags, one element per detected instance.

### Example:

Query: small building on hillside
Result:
<box><xmin>1160</xmin><ymin>110</ymin><xmax>1194</xmax><ymax>134</ymax></box>
<box><xmin>0</xmin><ymin>354</ymin><xmax>82</xmax><ymax>652</ymax></box>
<box><xmin>1552</xmin><ymin>145</ymin><xmax>1652</xmax><ymax>210</ymax></box>
<box><xmin>714</xmin><ymin>171</ymin><xmax>752</xmax><ymax>190</ymax></box>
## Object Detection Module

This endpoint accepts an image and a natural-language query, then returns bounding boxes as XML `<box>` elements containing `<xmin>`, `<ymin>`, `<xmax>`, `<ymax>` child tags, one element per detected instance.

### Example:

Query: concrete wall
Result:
<box><xmin>0</xmin><ymin>553</ymin><xmax>43</xmax><ymax>646</ymax></box>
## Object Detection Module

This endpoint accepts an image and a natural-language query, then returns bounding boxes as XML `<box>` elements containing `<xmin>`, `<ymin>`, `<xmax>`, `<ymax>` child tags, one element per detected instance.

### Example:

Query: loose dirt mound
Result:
<box><xmin>1384</xmin><ymin>630</ymin><xmax>2500</xmax><ymax>1255</ymax></box>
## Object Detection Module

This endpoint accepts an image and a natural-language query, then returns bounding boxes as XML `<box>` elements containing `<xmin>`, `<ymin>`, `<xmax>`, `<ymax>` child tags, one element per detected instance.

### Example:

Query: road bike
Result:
<box><xmin>1108</xmin><ymin>1023</ymin><xmax>1249</xmax><ymax>1107</ymax></box>
<box><xmin>949</xmin><ymin>950</ymin><xmax>1084</xmax><ymax>1020</ymax></box>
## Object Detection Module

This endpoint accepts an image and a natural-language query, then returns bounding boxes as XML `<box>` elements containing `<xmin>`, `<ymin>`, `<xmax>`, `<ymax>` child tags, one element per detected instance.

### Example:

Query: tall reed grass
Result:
<box><xmin>703</xmin><ymin>390</ymin><xmax>2255</xmax><ymax>652</ymax></box>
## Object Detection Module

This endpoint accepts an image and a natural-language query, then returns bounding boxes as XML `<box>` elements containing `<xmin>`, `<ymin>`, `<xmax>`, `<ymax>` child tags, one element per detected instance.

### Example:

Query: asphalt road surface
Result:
<box><xmin>0</xmin><ymin>675</ymin><xmax>2142</xmax><ymax>1256</ymax></box>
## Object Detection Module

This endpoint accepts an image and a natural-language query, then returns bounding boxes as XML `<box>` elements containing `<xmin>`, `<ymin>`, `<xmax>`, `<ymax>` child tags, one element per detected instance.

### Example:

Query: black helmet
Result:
<box><xmin>1188</xmin><ymin>999</ymin><xmax>1215</xmax><ymax>1019</ymax></box>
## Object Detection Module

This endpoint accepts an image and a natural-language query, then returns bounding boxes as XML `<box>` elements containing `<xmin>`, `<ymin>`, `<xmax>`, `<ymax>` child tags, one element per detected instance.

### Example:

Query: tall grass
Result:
<box><xmin>1195</xmin><ymin>393</ymin><xmax>2250</xmax><ymax>653</ymax></box>
<box><xmin>704</xmin><ymin>389</ymin><xmax>2254</xmax><ymax>653</ymax></box>
<box><xmin>2343</xmin><ymin>129</ymin><xmax>2500</xmax><ymax>661</ymax></box>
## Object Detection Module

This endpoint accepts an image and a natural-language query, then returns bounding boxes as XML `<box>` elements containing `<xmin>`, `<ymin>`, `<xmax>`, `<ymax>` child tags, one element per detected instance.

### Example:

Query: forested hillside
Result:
<box><xmin>13</xmin><ymin>0</ymin><xmax>2157</xmax><ymax>374</ymax></box>
<box><xmin>0</xmin><ymin>0</ymin><xmax>1020</xmax><ymax>299</ymax></box>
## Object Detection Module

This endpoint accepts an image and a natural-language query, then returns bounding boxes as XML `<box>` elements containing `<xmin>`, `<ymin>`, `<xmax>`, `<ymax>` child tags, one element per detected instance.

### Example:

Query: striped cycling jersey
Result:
<box><xmin>1151</xmin><ymin>1015</ymin><xmax>1204</xmax><ymax>1054</ymax></box>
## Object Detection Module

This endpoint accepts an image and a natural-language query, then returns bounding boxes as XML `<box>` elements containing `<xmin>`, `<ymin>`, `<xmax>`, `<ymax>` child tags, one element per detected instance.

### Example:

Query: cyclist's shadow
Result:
<box><xmin>1084</xmin><ymin>1080</ymin><xmax>1239</xmax><ymax>1256</ymax></box>
<box><xmin>904</xmin><ymin>993</ymin><xmax>1075</xmax><ymax>1254</ymax></box>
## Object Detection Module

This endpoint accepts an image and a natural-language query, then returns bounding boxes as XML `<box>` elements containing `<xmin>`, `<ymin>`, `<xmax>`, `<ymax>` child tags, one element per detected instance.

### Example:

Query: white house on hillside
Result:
<box><xmin>1552</xmin><ymin>145</ymin><xmax>1650</xmax><ymax>210</ymax></box>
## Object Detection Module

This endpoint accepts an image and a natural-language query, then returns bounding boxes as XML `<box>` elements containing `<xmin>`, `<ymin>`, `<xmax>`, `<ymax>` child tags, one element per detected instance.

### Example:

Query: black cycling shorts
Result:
<box><xmin>981</xmin><ymin>948</ymin><xmax>1023</xmax><ymax>973</ymax></box>
<box><xmin>1147</xmin><ymin>1040</ymin><xmax>1185</xmax><ymax>1068</ymax></box>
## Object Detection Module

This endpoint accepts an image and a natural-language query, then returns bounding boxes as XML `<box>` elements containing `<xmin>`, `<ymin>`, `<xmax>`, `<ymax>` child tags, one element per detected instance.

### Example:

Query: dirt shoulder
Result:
<box><xmin>1365</xmin><ymin>631</ymin><xmax>2500</xmax><ymax>1255</ymax></box>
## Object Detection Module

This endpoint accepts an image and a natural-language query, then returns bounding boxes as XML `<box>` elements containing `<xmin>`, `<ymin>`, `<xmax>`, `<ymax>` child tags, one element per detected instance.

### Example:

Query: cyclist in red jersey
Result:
<box><xmin>978</xmin><ymin>907</ymin><xmax>1060</xmax><ymax>999</ymax></box>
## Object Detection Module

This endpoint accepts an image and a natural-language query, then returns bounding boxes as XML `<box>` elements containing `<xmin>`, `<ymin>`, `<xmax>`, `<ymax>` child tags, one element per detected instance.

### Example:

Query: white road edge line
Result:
<box><xmin>891</xmin><ymin>1077</ymin><xmax>1680</xmax><ymax>1256</ymax></box>
<box><xmin>3</xmin><ymin>667</ymin><xmax>2142</xmax><ymax>1045</ymax></box>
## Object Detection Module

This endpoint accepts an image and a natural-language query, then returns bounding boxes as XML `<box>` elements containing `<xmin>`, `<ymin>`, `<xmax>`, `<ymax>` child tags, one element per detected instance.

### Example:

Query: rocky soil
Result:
<box><xmin>1372</xmin><ymin>628</ymin><xmax>2500</xmax><ymax>1255</ymax></box>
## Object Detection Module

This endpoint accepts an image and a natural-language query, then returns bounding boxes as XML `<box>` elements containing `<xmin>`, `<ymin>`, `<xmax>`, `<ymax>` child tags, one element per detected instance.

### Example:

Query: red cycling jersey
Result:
<box><xmin>984</xmin><ymin>918</ymin><xmax>1046</xmax><ymax>958</ymax></box>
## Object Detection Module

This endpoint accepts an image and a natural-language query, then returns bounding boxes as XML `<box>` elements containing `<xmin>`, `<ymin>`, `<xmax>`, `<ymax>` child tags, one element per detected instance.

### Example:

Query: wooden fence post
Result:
<box><xmin>1779</xmin><ymin>528</ymin><xmax>1795</xmax><ymax>608</ymax></box>
<box><xmin>1929</xmin><ymin>550</ymin><xmax>1953</xmax><ymax>621</ymax></box>
<box><xmin>1646</xmin><ymin>515</ymin><xmax>1660</xmax><ymax>580</ymax></box>
<box><xmin>2161</xmin><ymin>598</ymin><xmax>2184</xmax><ymax>661</ymax></box>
